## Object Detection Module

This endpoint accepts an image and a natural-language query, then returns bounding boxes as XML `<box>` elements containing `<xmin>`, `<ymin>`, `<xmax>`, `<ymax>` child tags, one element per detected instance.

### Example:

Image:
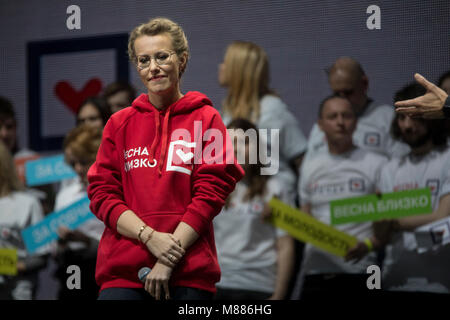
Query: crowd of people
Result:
<box><xmin>0</xmin><ymin>16</ymin><xmax>449</xmax><ymax>300</ymax></box>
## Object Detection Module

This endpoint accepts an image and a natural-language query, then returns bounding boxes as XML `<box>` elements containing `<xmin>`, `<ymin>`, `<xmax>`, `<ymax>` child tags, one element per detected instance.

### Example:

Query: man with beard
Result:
<box><xmin>378</xmin><ymin>82</ymin><xmax>450</xmax><ymax>294</ymax></box>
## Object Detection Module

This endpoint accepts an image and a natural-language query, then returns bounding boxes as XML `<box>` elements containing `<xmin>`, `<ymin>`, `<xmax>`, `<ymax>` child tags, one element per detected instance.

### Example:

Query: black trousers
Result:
<box><xmin>98</xmin><ymin>286</ymin><xmax>214</xmax><ymax>300</ymax></box>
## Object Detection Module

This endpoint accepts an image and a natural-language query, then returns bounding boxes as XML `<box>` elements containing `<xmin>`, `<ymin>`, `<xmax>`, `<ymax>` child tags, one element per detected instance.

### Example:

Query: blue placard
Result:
<box><xmin>21</xmin><ymin>196</ymin><xmax>95</xmax><ymax>253</ymax></box>
<box><xmin>25</xmin><ymin>154</ymin><xmax>76</xmax><ymax>186</ymax></box>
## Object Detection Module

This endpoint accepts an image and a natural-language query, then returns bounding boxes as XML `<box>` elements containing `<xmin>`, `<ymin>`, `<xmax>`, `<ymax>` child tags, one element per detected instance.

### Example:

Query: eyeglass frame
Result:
<box><xmin>135</xmin><ymin>50</ymin><xmax>178</xmax><ymax>70</ymax></box>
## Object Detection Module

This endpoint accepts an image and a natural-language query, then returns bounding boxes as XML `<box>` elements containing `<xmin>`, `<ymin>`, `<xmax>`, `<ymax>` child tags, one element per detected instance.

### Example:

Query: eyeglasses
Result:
<box><xmin>136</xmin><ymin>50</ymin><xmax>176</xmax><ymax>70</ymax></box>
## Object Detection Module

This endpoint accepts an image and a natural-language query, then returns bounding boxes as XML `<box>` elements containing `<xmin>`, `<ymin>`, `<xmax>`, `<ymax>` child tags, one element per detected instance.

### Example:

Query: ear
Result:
<box><xmin>361</xmin><ymin>75</ymin><xmax>369</xmax><ymax>92</ymax></box>
<box><xmin>178</xmin><ymin>52</ymin><xmax>188</xmax><ymax>77</ymax></box>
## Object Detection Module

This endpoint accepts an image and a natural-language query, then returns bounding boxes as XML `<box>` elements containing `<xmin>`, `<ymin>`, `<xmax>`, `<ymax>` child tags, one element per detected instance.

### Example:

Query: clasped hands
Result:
<box><xmin>139</xmin><ymin>227</ymin><xmax>185</xmax><ymax>300</ymax></box>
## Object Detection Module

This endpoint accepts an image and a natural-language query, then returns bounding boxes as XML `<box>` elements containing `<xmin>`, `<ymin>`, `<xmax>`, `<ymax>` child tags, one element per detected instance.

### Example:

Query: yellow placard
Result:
<box><xmin>0</xmin><ymin>248</ymin><xmax>18</xmax><ymax>276</ymax></box>
<box><xmin>268</xmin><ymin>198</ymin><xmax>358</xmax><ymax>257</ymax></box>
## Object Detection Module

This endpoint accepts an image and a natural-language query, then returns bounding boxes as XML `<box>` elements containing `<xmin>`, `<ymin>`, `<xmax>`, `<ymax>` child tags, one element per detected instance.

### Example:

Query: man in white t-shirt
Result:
<box><xmin>305</xmin><ymin>57</ymin><xmax>409</xmax><ymax>160</ymax></box>
<box><xmin>293</xmin><ymin>95</ymin><xmax>388</xmax><ymax>300</ymax></box>
<box><xmin>378</xmin><ymin>83</ymin><xmax>450</xmax><ymax>294</ymax></box>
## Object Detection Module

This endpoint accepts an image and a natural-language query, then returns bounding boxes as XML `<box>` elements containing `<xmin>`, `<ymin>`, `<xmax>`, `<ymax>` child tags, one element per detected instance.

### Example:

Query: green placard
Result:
<box><xmin>330</xmin><ymin>188</ymin><xmax>432</xmax><ymax>225</ymax></box>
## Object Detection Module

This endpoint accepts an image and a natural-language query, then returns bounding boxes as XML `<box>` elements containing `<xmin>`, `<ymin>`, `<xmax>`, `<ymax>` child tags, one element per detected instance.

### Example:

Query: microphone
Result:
<box><xmin>138</xmin><ymin>267</ymin><xmax>151</xmax><ymax>283</ymax></box>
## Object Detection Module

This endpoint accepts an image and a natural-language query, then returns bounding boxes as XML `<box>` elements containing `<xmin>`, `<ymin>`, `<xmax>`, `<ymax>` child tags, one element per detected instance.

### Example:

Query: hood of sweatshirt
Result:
<box><xmin>130</xmin><ymin>91</ymin><xmax>213</xmax><ymax>175</ymax></box>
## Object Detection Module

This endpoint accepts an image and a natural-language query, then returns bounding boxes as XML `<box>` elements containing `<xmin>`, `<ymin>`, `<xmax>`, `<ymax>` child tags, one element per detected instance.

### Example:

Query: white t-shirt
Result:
<box><xmin>214</xmin><ymin>177</ymin><xmax>290</xmax><ymax>294</ymax></box>
<box><xmin>0</xmin><ymin>191</ymin><xmax>46</xmax><ymax>299</ymax></box>
<box><xmin>299</xmin><ymin>148</ymin><xmax>387</xmax><ymax>275</ymax></box>
<box><xmin>222</xmin><ymin>94</ymin><xmax>308</xmax><ymax>204</ymax></box>
<box><xmin>305</xmin><ymin>100</ymin><xmax>410</xmax><ymax>161</ymax></box>
<box><xmin>378</xmin><ymin>147</ymin><xmax>450</xmax><ymax>293</ymax></box>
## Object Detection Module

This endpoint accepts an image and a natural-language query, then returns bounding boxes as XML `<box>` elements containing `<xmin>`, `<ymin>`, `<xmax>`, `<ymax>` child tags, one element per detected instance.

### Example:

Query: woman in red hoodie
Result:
<box><xmin>87</xmin><ymin>17</ymin><xmax>244</xmax><ymax>300</ymax></box>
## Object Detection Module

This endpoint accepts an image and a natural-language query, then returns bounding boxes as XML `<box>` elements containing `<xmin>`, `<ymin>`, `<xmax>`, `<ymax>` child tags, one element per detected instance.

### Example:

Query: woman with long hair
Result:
<box><xmin>218</xmin><ymin>41</ymin><xmax>307</xmax><ymax>204</ymax></box>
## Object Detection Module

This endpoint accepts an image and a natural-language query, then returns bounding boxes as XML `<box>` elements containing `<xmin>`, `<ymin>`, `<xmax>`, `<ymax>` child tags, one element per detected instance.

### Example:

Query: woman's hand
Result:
<box><xmin>145</xmin><ymin>231</ymin><xmax>185</xmax><ymax>268</ymax></box>
<box><xmin>144</xmin><ymin>261</ymin><xmax>173</xmax><ymax>300</ymax></box>
<box><xmin>17</xmin><ymin>261</ymin><xmax>26</xmax><ymax>273</ymax></box>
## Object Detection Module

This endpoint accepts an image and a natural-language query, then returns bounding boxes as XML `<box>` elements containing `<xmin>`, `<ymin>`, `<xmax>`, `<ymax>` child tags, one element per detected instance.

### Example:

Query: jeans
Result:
<box><xmin>98</xmin><ymin>286</ymin><xmax>214</xmax><ymax>300</ymax></box>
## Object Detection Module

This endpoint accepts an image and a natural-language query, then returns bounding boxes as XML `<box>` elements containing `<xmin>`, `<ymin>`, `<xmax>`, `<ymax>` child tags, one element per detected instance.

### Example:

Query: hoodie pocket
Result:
<box><xmin>172</xmin><ymin>232</ymin><xmax>220</xmax><ymax>286</ymax></box>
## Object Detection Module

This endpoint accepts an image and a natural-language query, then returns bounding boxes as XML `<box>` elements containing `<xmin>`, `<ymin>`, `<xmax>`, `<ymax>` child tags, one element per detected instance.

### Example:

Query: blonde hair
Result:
<box><xmin>63</xmin><ymin>125</ymin><xmax>103</xmax><ymax>164</ymax></box>
<box><xmin>128</xmin><ymin>17</ymin><xmax>189</xmax><ymax>77</ymax></box>
<box><xmin>0</xmin><ymin>141</ymin><xmax>22</xmax><ymax>197</ymax></box>
<box><xmin>222</xmin><ymin>41</ymin><xmax>274</xmax><ymax>121</ymax></box>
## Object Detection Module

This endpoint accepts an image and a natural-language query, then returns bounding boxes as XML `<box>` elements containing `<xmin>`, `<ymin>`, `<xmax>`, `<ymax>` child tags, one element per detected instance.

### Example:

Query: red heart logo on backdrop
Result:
<box><xmin>54</xmin><ymin>78</ymin><xmax>103</xmax><ymax>114</ymax></box>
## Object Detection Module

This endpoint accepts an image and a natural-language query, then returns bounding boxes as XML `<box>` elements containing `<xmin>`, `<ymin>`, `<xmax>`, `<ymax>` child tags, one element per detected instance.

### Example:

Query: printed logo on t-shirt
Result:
<box><xmin>0</xmin><ymin>226</ymin><xmax>22</xmax><ymax>248</ymax></box>
<box><xmin>310</xmin><ymin>182</ymin><xmax>346</xmax><ymax>195</ymax></box>
<box><xmin>349</xmin><ymin>178</ymin><xmax>365</xmax><ymax>192</ymax></box>
<box><xmin>393</xmin><ymin>182</ymin><xmax>419</xmax><ymax>192</ymax></box>
<box><xmin>364</xmin><ymin>132</ymin><xmax>381</xmax><ymax>147</ymax></box>
<box><xmin>249</xmin><ymin>201</ymin><xmax>264</xmax><ymax>215</ymax></box>
<box><xmin>426</xmin><ymin>179</ymin><xmax>440</xmax><ymax>196</ymax></box>
<box><xmin>1</xmin><ymin>227</ymin><xmax>10</xmax><ymax>239</ymax></box>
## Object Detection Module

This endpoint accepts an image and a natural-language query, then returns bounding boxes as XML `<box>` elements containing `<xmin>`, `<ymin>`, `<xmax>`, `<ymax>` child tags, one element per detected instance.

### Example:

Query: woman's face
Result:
<box><xmin>134</xmin><ymin>34</ymin><xmax>185</xmax><ymax>99</ymax></box>
<box><xmin>77</xmin><ymin>103</ymin><xmax>103</xmax><ymax>129</ymax></box>
<box><xmin>0</xmin><ymin>116</ymin><xmax>17</xmax><ymax>152</ymax></box>
<box><xmin>108</xmin><ymin>91</ymin><xmax>131</xmax><ymax>114</ymax></box>
<box><xmin>64</xmin><ymin>148</ymin><xmax>93</xmax><ymax>187</ymax></box>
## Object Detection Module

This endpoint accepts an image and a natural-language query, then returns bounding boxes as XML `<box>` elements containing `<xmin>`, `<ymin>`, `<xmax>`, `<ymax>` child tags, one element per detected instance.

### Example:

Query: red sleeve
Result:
<box><xmin>87</xmin><ymin>119</ymin><xmax>129</xmax><ymax>230</ymax></box>
<box><xmin>180</xmin><ymin>111</ymin><xmax>245</xmax><ymax>235</ymax></box>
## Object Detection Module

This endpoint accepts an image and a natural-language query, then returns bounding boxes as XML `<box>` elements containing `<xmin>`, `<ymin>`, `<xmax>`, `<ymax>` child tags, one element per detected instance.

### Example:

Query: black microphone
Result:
<box><xmin>138</xmin><ymin>267</ymin><xmax>151</xmax><ymax>283</ymax></box>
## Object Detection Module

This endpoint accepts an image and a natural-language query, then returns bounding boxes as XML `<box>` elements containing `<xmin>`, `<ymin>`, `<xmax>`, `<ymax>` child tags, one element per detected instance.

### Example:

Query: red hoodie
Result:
<box><xmin>87</xmin><ymin>91</ymin><xmax>244</xmax><ymax>293</ymax></box>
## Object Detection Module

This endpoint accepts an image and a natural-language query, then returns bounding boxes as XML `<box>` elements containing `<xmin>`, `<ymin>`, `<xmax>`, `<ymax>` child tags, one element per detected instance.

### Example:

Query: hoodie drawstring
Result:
<box><xmin>148</xmin><ymin>107</ymin><xmax>171</xmax><ymax>176</ymax></box>
<box><xmin>148</xmin><ymin>110</ymin><xmax>160</xmax><ymax>162</ymax></box>
<box><xmin>158</xmin><ymin>108</ymin><xmax>171</xmax><ymax>176</ymax></box>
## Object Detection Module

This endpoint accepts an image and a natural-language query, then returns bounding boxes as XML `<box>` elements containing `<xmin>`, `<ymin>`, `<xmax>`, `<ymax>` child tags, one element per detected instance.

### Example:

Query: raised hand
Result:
<box><xmin>395</xmin><ymin>73</ymin><xmax>448</xmax><ymax>119</ymax></box>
